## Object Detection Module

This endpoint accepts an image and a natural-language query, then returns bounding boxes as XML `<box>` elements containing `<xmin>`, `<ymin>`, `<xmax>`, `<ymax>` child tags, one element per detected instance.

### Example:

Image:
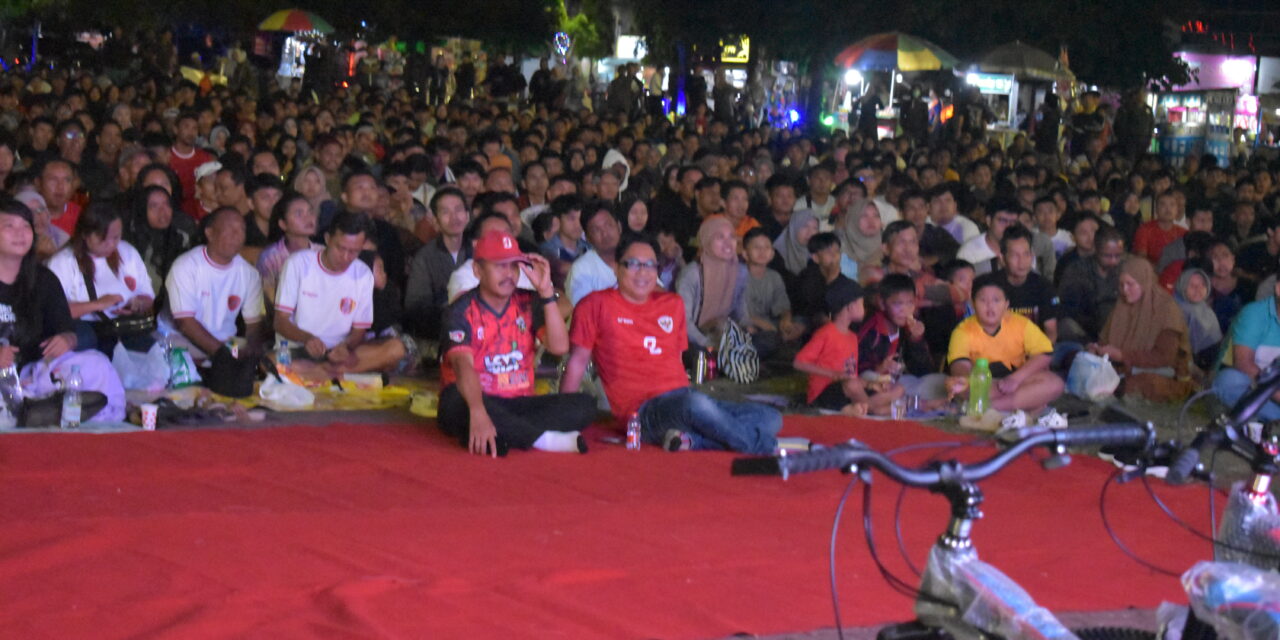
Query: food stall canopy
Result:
<box><xmin>975</xmin><ymin>41</ymin><xmax>1073</xmax><ymax>82</ymax></box>
<box><xmin>259</xmin><ymin>9</ymin><xmax>335</xmax><ymax>34</ymax></box>
<box><xmin>834</xmin><ymin>32</ymin><xmax>958</xmax><ymax>72</ymax></box>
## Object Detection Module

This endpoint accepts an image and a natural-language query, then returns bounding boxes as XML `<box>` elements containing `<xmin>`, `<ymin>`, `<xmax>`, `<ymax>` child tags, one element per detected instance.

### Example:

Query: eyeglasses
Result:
<box><xmin>620</xmin><ymin>258</ymin><xmax>658</xmax><ymax>272</ymax></box>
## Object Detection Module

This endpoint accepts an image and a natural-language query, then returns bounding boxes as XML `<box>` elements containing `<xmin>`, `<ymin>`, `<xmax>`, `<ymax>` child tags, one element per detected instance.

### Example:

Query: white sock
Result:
<box><xmin>532</xmin><ymin>430</ymin><xmax>585</xmax><ymax>453</ymax></box>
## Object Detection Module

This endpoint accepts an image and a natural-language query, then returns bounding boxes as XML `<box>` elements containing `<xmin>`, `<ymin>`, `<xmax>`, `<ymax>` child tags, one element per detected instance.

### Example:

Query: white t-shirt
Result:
<box><xmin>957</xmin><ymin>234</ymin><xmax>999</xmax><ymax>275</ymax></box>
<box><xmin>565</xmin><ymin>250</ymin><xmax>618</xmax><ymax>306</ymax></box>
<box><xmin>47</xmin><ymin>241</ymin><xmax>155</xmax><ymax>320</ymax></box>
<box><xmin>274</xmin><ymin>248</ymin><xmax>374</xmax><ymax>348</ymax></box>
<box><xmin>166</xmin><ymin>246</ymin><xmax>265</xmax><ymax>343</ymax></box>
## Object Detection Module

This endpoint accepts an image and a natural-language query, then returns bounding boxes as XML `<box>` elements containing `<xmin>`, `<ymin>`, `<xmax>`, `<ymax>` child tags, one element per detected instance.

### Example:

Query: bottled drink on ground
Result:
<box><xmin>61</xmin><ymin>365</ymin><xmax>82</xmax><ymax>429</ymax></box>
<box><xmin>626</xmin><ymin>413</ymin><xmax>641</xmax><ymax>451</ymax></box>
<box><xmin>966</xmin><ymin>358</ymin><xmax>992</xmax><ymax>418</ymax></box>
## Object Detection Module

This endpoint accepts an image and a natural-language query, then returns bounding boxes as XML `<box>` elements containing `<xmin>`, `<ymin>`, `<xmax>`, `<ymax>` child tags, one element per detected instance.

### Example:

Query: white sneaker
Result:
<box><xmin>1037</xmin><ymin>409</ymin><xmax>1068</xmax><ymax>430</ymax></box>
<box><xmin>1001</xmin><ymin>410</ymin><xmax>1028</xmax><ymax>430</ymax></box>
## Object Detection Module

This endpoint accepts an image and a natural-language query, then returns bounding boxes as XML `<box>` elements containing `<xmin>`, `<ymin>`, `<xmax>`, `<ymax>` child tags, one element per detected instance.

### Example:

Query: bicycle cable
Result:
<box><xmin>1099</xmin><ymin>468</ymin><xmax>1183</xmax><ymax>577</ymax></box>
<box><xmin>827</xmin><ymin>440</ymin><xmax>965</xmax><ymax>640</ymax></box>
<box><xmin>892</xmin><ymin>440</ymin><xmax>979</xmax><ymax>577</ymax></box>
<box><xmin>828</xmin><ymin>473</ymin><xmax>860</xmax><ymax>640</ymax></box>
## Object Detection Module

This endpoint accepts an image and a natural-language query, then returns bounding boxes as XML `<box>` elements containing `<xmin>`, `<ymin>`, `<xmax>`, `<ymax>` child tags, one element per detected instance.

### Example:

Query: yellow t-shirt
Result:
<box><xmin>947</xmin><ymin>312</ymin><xmax>1053</xmax><ymax>376</ymax></box>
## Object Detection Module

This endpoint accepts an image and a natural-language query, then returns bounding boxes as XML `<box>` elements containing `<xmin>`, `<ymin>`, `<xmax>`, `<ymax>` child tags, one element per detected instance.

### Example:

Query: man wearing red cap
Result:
<box><xmin>438</xmin><ymin>229</ymin><xmax>596</xmax><ymax>457</ymax></box>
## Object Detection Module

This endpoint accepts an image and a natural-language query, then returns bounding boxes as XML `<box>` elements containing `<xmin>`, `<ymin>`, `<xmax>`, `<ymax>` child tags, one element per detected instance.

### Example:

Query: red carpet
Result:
<box><xmin>0</xmin><ymin>416</ymin><xmax>1214</xmax><ymax>639</ymax></box>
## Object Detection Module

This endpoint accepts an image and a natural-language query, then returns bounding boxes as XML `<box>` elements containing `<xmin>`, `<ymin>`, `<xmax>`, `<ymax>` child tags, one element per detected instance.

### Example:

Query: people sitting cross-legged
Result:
<box><xmin>1088</xmin><ymin>257</ymin><xmax>1193</xmax><ymax>402</ymax></box>
<box><xmin>164</xmin><ymin>207</ymin><xmax>267</xmax><ymax>362</ymax></box>
<box><xmin>794</xmin><ymin>278</ymin><xmax>902</xmax><ymax>416</ymax></box>
<box><xmin>562</xmin><ymin>235</ymin><xmax>782</xmax><ymax>454</ymax></box>
<box><xmin>676</xmin><ymin>215</ymin><xmax>749</xmax><ymax>350</ymax></box>
<box><xmin>0</xmin><ymin>197</ymin><xmax>125</xmax><ymax>422</ymax></box>
<box><xmin>1213</xmin><ymin>277</ymin><xmax>1280</xmax><ymax>420</ymax></box>
<box><xmin>46</xmin><ymin>201</ymin><xmax>156</xmax><ymax>356</ymax></box>
<box><xmin>857</xmin><ymin>273</ymin><xmax>948</xmax><ymax>406</ymax></box>
<box><xmin>272</xmin><ymin>211</ymin><xmax>406</xmax><ymax>379</ymax></box>
<box><xmin>439</xmin><ymin>230</ymin><xmax>596</xmax><ymax>456</ymax></box>
<box><xmin>946</xmin><ymin>273</ymin><xmax>1064</xmax><ymax>412</ymax></box>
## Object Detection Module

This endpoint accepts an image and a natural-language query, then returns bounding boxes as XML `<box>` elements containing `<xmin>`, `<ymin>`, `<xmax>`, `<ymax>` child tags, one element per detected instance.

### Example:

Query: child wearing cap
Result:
<box><xmin>793</xmin><ymin>278</ymin><xmax>905</xmax><ymax>416</ymax></box>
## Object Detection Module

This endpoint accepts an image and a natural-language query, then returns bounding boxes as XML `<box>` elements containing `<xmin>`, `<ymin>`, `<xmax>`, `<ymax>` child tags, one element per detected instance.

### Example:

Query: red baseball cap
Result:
<box><xmin>473</xmin><ymin>230</ymin><xmax>527</xmax><ymax>264</ymax></box>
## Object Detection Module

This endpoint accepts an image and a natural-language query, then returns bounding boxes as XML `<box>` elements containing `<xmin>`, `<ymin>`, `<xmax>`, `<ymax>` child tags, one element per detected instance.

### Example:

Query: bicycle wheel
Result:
<box><xmin>1073</xmin><ymin>627</ymin><xmax>1157</xmax><ymax>640</ymax></box>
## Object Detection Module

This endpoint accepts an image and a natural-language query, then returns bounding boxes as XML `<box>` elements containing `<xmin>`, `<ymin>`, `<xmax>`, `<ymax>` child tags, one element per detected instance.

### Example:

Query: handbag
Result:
<box><xmin>79</xmin><ymin>260</ymin><xmax>155</xmax><ymax>337</ymax></box>
<box><xmin>716</xmin><ymin>319</ymin><xmax>760</xmax><ymax>384</ymax></box>
<box><xmin>199</xmin><ymin>346</ymin><xmax>263</xmax><ymax>398</ymax></box>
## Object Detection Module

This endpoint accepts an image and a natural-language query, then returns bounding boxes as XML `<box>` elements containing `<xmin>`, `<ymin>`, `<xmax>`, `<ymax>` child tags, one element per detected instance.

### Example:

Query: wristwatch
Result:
<box><xmin>537</xmin><ymin>291</ymin><xmax>560</xmax><ymax>306</ymax></box>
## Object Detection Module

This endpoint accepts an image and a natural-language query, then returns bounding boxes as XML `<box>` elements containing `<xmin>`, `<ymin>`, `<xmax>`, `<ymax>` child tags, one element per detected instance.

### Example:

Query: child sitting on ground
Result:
<box><xmin>794</xmin><ymin>279</ymin><xmax>904</xmax><ymax>416</ymax></box>
<box><xmin>946</xmin><ymin>273</ymin><xmax>1064</xmax><ymax>413</ymax></box>
<box><xmin>857</xmin><ymin>273</ymin><xmax>948</xmax><ymax>407</ymax></box>
<box><xmin>743</xmin><ymin>228</ymin><xmax>803</xmax><ymax>358</ymax></box>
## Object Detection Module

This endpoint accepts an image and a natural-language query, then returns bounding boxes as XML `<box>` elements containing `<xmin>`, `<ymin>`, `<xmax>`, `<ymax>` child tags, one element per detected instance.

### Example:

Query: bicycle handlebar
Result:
<box><xmin>732</xmin><ymin>423</ymin><xmax>1153</xmax><ymax>487</ymax></box>
<box><xmin>1166</xmin><ymin>359</ymin><xmax>1280</xmax><ymax>485</ymax></box>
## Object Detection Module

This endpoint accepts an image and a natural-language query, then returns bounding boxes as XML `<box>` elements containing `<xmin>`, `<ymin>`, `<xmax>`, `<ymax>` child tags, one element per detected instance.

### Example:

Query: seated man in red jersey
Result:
<box><xmin>438</xmin><ymin>229</ymin><xmax>597</xmax><ymax>457</ymax></box>
<box><xmin>562</xmin><ymin>235</ymin><xmax>782</xmax><ymax>454</ymax></box>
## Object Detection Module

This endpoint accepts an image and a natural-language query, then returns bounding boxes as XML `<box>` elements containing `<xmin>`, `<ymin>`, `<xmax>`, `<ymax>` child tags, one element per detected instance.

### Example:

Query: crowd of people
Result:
<box><xmin>5</xmin><ymin>47</ymin><xmax>1280</xmax><ymax>456</ymax></box>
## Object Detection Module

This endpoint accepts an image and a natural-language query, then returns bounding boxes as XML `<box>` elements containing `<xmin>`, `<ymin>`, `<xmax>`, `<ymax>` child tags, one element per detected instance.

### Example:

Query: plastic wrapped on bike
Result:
<box><xmin>731</xmin><ymin>423</ymin><xmax>1152</xmax><ymax>485</ymax></box>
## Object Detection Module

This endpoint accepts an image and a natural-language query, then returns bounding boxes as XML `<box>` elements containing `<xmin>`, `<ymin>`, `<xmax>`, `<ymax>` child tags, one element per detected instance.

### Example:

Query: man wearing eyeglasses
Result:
<box><xmin>563</xmin><ymin>235</ymin><xmax>782</xmax><ymax>454</ymax></box>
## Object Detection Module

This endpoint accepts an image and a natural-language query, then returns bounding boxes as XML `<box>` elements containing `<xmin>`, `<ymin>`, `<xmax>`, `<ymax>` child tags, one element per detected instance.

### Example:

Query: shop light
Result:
<box><xmin>843</xmin><ymin>69</ymin><xmax>862</xmax><ymax>86</ymax></box>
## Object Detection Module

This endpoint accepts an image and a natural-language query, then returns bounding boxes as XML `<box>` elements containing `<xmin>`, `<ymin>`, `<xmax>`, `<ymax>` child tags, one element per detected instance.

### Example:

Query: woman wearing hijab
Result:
<box><xmin>836</xmin><ymin>197</ymin><xmax>884</xmax><ymax>281</ymax></box>
<box><xmin>1088</xmin><ymin>257</ymin><xmax>1193</xmax><ymax>401</ymax></box>
<box><xmin>1175</xmin><ymin>268</ymin><xmax>1223</xmax><ymax>373</ymax></box>
<box><xmin>676</xmin><ymin>216</ymin><xmax>748</xmax><ymax>349</ymax></box>
<box><xmin>125</xmin><ymin>185</ymin><xmax>194</xmax><ymax>290</ymax></box>
<box><xmin>771</xmin><ymin>208</ymin><xmax>819</xmax><ymax>290</ymax></box>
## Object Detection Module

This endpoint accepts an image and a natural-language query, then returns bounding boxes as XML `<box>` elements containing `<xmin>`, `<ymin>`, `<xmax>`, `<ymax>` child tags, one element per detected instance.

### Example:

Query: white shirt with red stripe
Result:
<box><xmin>570</xmin><ymin>288</ymin><xmax>691</xmax><ymax>421</ymax></box>
<box><xmin>47</xmin><ymin>241</ymin><xmax>155</xmax><ymax>321</ymax></box>
<box><xmin>166</xmin><ymin>246</ymin><xmax>264</xmax><ymax>343</ymax></box>
<box><xmin>274</xmin><ymin>247</ymin><xmax>374</xmax><ymax>349</ymax></box>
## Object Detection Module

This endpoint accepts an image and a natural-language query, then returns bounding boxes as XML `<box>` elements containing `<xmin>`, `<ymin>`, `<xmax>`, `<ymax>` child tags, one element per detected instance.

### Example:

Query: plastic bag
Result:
<box><xmin>917</xmin><ymin>545</ymin><xmax>1079</xmax><ymax>640</ymax></box>
<box><xmin>1184</xmin><ymin>561</ymin><xmax>1280</xmax><ymax>640</ymax></box>
<box><xmin>259</xmin><ymin>375</ymin><xmax>314</xmax><ymax>409</ymax></box>
<box><xmin>1066</xmin><ymin>352</ymin><xmax>1120</xmax><ymax>400</ymax></box>
<box><xmin>111</xmin><ymin>342</ymin><xmax>171</xmax><ymax>392</ymax></box>
<box><xmin>167</xmin><ymin>346</ymin><xmax>201</xmax><ymax>388</ymax></box>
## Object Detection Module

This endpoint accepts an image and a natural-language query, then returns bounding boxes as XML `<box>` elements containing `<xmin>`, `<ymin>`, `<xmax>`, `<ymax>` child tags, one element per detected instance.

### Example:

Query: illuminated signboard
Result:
<box><xmin>965</xmin><ymin>72</ymin><xmax>1013</xmax><ymax>94</ymax></box>
<box><xmin>720</xmin><ymin>36</ymin><xmax>750</xmax><ymax>64</ymax></box>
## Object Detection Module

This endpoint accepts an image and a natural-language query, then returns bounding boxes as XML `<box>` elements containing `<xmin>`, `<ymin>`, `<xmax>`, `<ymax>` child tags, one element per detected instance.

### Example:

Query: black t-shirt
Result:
<box><xmin>0</xmin><ymin>267</ymin><xmax>75</xmax><ymax>368</ymax></box>
<box><xmin>1236</xmin><ymin>242</ymin><xmax>1279</xmax><ymax>281</ymax></box>
<box><xmin>244</xmin><ymin>212</ymin><xmax>271</xmax><ymax>248</ymax></box>
<box><xmin>997</xmin><ymin>270</ymin><xmax>1059</xmax><ymax>330</ymax></box>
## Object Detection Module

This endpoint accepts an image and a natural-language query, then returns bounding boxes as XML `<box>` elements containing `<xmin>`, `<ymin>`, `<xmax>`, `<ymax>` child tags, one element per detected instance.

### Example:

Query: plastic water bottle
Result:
<box><xmin>60</xmin><ymin>365</ymin><xmax>82</xmax><ymax>429</ymax></box>
<box><xmin>626</xmin><ymin>413</ymin><xmax>641</xmax><ymax>451</ymax></box>
<box><xmin>966</xmin><ymin>358</ymin><xmax>992</xmax><ymax>418</ymax></box>
<box><xmin>0</xmin><ymin>362</ymin><xmax>21</xmax><ymax>428</ymax></box>
<box><xmin>276</xmin><ymin>339</ymin><xmax>292</xmax><ymax>371</ymax></box>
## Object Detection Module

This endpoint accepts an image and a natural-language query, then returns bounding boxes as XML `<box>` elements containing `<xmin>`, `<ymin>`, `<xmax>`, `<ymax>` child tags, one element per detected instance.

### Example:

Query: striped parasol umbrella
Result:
<box><xmin>834</xmin><ymin>32</ymin><xmax>959</xmax><ymax>72</ymax></box>
<box><xmin>258</xmin><ymin>9</ymin><xmax>335</xmax><ymax>34</ymax></box>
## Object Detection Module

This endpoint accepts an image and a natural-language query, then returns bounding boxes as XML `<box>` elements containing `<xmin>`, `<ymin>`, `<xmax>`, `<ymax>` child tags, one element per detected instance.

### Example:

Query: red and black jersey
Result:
<box><xmin>570</xmin><ymin>288</ymin><xmax>690</xmax><ymax>420</ymax></box>
<box><xmin>440</xmin><ymin>289</ymin><xmax>541</xmax><ymax>398</ymax></box>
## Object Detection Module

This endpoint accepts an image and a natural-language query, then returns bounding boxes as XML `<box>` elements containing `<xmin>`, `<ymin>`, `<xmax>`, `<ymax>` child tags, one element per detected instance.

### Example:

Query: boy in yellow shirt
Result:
<box><xmin>946</xmin><ymin>273</ymin><xmax>1064</xmax><ymax>412</ymax></box>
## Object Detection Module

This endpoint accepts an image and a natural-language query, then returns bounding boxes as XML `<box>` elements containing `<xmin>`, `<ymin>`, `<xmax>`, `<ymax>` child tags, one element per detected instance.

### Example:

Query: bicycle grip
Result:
<box><xmin>1165</xmin><ymin>445</ymin><xmax>1202</xmax><ymax>486</ymax></box>
<box><xmin>730</xmin><ymin>445</ymin><xmax>857</xmax><ymax>477</ymax></box>
<box><xmin>1053</xmin><ymin>423</ymin><xmax>1149</xmax><ymax>448</ymax></box>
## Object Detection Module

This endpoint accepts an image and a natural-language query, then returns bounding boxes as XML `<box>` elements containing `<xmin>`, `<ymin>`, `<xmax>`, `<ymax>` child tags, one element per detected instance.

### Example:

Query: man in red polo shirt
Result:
<box><xmin>438</xmin><ymin>229</ymin><xmax>596</xmax><ymax>457</ymax></box>
<box><xmin>563</xmin><ymin>235</ymin><xmax>782</xmax><ymax>453</ymax></box>
<box><xmin>37</xmin><ymin>158</ymin><xmax>81</xmax><ymax>235</ymax></box>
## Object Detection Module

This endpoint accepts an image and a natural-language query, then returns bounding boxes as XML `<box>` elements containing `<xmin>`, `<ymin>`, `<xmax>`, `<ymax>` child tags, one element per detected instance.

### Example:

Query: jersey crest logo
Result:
<box><xmin>124</xmin><ymin>276</ymin><xmax>137</xmax><ymax>291</ymax></box>
<box><xmin>476</xmin><ymin>327</ymin><xmax>484</xmax><ymax>341</ymax></box>
<box><xmin>448</xmin><ymin>330</ymin><xmax>465</xmax><ymax>343</ymax></box>
<box><xmin>658</xmin><ymin>315</ymin><xmax>674</xmax><ymax>334</ymax></box>
<box><xmin>339</xmin><ymin>297</ymin><xmax>355</xmax><ymax>314</ymax></box>
<box><xmin>516</xmin><ymin>317</ymin><xmax>526</xmax><ymax>332</ymax></box>
<box><xmin>228</xmin><ymin>295</ymin><xmax>241</xmax><ymax>311</ymax></box>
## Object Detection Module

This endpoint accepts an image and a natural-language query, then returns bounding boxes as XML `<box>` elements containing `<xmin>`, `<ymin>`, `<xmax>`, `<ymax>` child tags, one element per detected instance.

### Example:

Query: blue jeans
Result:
<box><xmin>1213</xmin><ymin>367</ymin><xmax>1280</xmax><ymax>421</ymax></box>
<box><xmin>638</xmin><ymin>387</ymin><xmax>782</xmax><ymax>454</ymax></box>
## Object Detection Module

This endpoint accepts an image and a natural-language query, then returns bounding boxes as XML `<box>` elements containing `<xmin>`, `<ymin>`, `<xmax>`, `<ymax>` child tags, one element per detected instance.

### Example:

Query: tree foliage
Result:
<box><xmin>635</xmin><ymin>0</ymin><xmax>1194</xmax><ymax>89</ymax></box>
